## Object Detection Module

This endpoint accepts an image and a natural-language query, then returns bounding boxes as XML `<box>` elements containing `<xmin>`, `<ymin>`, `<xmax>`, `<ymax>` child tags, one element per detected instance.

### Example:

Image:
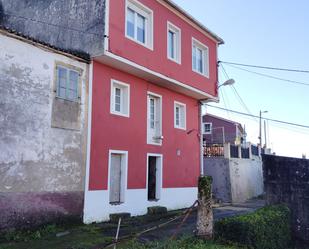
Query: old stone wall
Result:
<box><xmin>262</xmin><ymin>154</ymin><xmax>309</xmax><ymax>242</ymax></box>
<box><xmin>204</xmin><ymin>156</ymin><xmax>263</xmax><ymax>203</ymax></box>
<box><xmin>0</xmin><ymin>32</ymin><xmax>89</xmax><ymax>231</ymax></box>
<box><xmin>0</xmin><ymin>0</ymin><xmax>105</xmax><ymax>56</ymax></box>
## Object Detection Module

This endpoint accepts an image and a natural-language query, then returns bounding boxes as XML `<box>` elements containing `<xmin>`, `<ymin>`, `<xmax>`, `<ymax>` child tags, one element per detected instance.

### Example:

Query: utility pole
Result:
<box><xmin>259</xmin><ymin>111</ymin><xmax>262</xmax><ymax>147</ymax></box>
<box><xmin>259</xmin><ymin>110</ymin><xmax>268</xmax><ymax>147</ymax></box>
<box><xmin>264</xmin><ymin>120</ymin><xmax>267</xmax><ymax>148</ymax></box>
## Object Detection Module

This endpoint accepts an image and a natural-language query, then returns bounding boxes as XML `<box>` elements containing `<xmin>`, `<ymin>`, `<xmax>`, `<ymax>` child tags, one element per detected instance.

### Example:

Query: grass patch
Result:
<box><xmin>214</xmin><ymin>205</ymin><xmax>291</xmax><ymax>249</ymax></box>
<box><xmin>122</xmin><ymin>236</ymin><xmax>244</xmax><ymax>249</ymax></box>
<box><xmin>0</xmin><ymin>223</ymin><xmax>113</xmax><ymax>249</ymax></box>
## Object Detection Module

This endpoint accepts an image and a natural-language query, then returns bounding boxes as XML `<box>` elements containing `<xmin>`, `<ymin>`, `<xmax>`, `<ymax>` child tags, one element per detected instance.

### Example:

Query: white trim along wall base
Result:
<box><xmin>83</xmin><ymin>187</ymin><xmax>197</xmax><ymax>223</ymax></box>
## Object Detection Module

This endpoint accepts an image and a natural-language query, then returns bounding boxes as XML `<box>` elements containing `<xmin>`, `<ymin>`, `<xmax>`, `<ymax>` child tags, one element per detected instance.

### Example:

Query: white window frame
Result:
<box><xmin>174</xmin><ymin>101</ymin><xmax>186</xmax><ymax>130</ymax></box>
<box><xmin>125</xmin><ymin>0</ymin><xmax>154</xmax><ymax>50</ymax></box>
<box><xmin>203</xmin><ymin>122</ymin><xmax>212</xmax><ymax>134</ymax></box>
<box><xmin>146</xmin><ymin>153</ymin><xmax>163</xmax><ymax>201</ymax></box>
<box><xmin>108</xmin><ymin>150</ymin><xmax>128</xmax><ymax>205</ymax></box>
<box><xmin>147</xmin><ymin>91</ymin><xmax>163</xmax><ymax>146</ymax></box>
<box><xmin>110</xmin><ymin>79</ymin><xmax>130</xmax><ymax>118</ymax></box>
<box><xmin>192</xmin><ymin>37</ymin><xmax>209</xmax><ymax>78</ymax></box>
<box><xmin>167</xmin><ymin>21</ymin><xmax>181</xmax><ymax>64</ymax></box>
<box><xmin>55</xmin><ymin>64</ymin><xmax>81</xmax><ymax>102</ymax></box>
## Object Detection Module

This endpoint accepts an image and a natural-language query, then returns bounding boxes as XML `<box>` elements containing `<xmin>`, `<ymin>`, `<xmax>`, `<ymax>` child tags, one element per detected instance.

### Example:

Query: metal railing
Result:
<box><xmin>203</xmin><ymin>143</ymin><xmax>224</xmax><ymax>157</ymax></box>
<box><xmin>203</xmin><ymin>142</ymin><xmax>265</xmax><ymax>159</ymax></box>
<box><xmin>241</xmin><ymin>147</ymin><xmax>250</xmax><ymax>159</ymax></box>
<box><xmin>230</xmin><ymin>144</ymin><xmax>239</xmax><ymax>158</ymax></box>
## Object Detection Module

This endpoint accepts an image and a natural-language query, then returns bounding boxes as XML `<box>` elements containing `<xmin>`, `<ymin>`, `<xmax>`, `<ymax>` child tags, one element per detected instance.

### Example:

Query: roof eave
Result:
<box><xmin>163</xmin><ymin>0</ymin><xmax>224</xmax><ymax>45</ymax></box>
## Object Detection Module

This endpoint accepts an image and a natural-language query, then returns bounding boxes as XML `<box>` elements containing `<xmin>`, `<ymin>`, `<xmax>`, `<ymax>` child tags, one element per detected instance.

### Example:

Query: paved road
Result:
<box><xmin>137</xmin><ymin>199</ymin><xmax>265</xmax><ymax>243</ymax></box>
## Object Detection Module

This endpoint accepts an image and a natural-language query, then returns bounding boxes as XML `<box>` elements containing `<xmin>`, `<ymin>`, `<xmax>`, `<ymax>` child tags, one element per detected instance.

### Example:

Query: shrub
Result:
<box><xmin>214</xmin><ymin>205</ymin><xmax>291</xmax><ymax>249</ymax></box>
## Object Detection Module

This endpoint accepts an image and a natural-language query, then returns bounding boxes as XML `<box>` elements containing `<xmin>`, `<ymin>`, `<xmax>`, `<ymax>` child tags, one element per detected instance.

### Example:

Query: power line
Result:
<box><xmin>225</xmin><ymin>64</ymin><xmax>309</xmax><ymax>87</ymax></box>
<box><xmin>3</xmin><ymin>11</ymin><xmax>102</xmax><ymax>37</ymax></box>
<box><xmin>206</xmin><ymin>105</ymin><xmax>309</xmax><ymax>129</ymax></box>
<box><xmin>220</xmin><ymin>64</ymin><xmax>258</xmax><ymax>122</ymax></box>
<box><xmin>219</xmin><ymin>60</ymin><xmax>309</xmax><ymax>74</ymax></box>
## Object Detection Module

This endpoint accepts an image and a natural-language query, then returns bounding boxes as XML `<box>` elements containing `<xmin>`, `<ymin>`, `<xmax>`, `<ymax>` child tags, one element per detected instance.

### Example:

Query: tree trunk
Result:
<box><xmin>196</xmin><ymin>176</ymin><xmax>213</xmax><ymax>239</ymax></box>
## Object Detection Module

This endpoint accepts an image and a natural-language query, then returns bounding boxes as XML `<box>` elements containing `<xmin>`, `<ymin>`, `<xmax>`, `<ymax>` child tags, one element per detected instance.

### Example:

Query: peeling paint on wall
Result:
<box><xmin>0</xmin><ymin>0</ymin><xmax>105</xmax><ymax>55</ymax></box>
<box><xmin>0</xmin><ymin>33</ymin><xmax>89</xmax><ymax>230</ymax></box>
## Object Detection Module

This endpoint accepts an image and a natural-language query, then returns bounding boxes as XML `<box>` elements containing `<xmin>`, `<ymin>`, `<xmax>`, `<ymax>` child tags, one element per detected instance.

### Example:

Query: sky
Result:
<box><xmin>173</xmin><ymin>0</ymin><xmax>309</xmax><ymax>158</ymax></box>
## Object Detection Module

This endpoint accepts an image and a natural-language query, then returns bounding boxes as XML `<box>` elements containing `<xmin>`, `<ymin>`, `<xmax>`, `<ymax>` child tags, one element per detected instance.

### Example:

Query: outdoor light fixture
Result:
<box><xmin>218</xmin><ymin>78</ymin><xmax>235</xmax><ymax>88</ymax></box>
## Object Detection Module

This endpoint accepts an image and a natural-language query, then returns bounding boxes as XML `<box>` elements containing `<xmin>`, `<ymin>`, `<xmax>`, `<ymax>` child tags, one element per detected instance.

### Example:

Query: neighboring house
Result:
<box><xmin>202</xmin><ymin>114</ymin><xmax>246</xmax><ymax>145</ymax></box>
<box><xmin>0</xmin><ymin>28</ymin><xmax>90</xmax><ymax>230</ymax></box>
<box><xmin>0</xmin><ymin>0</ymin><xmax>224</xmax><ymax>224</ymax></box>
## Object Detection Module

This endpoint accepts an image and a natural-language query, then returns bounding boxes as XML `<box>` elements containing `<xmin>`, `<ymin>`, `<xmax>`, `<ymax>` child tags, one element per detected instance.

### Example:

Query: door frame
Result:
<box><xmin>108</xmin><ymin>150</ymin><xmax>128</xmax><ymax>204</ymax></box>
<box><xmin>146</xmin><ymin>153</ymin><xmax>163</xmax><ymax>201</ymax></box>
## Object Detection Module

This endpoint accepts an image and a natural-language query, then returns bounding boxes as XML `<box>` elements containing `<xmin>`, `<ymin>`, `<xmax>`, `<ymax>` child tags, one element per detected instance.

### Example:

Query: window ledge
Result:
<box><xmin>125</xmin><ymin>34</ymin><xmax>154</xmax><ymax>51</ymax></box>
<box><xmin>109</xmin><ymin>202</ymin><xmax>124</xmax><ymax>206</ymax></box>
<box><xmin>175</xmin><ymin>126</ymin><xmax>186</xmax><ymax>131</ymax></box>
<box><xmin>110</xmin><ymin>111</ymin><xmax>130</xmax><ymax>118</ymax></box>
<box><xmin>192</xmin><ymin>69</ymin><xmax>209</xmax><ymax>79</ymax></box>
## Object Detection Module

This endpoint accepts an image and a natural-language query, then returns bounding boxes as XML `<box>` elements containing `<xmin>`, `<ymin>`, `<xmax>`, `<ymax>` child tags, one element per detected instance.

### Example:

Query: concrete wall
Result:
<box><xmin>263</xmin><ymin>154</ymin><xmax>309</xmax><ymax>242</ymax></box>
<box><xmin>204</xmin><ymin>156</ymin><xmax>264</xmax><ymax>203</ymax></box>
<box><xmin>0</xmin><ymin>32</ymin><xmax>89</xmax><ymax>231</ymax></box>
<box><xmin>229</xmin><ymin>157</ymin><xmax>264</xmax><ymax>203</ymax></box>
<box><xmin>0</xmin><ymin>0</ymin><xmax>105</xmax><ymax>56</ymax></box>
<box><xmin>203</xmin><ymin>158</ymin><xmax>231</xmax><ymax>202</ymax></box>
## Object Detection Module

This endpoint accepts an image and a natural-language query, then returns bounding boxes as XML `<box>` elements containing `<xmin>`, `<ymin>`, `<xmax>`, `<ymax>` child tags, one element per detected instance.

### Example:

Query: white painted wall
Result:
<box><xmin>0</xmin><ymin>33</ymin><xmax>88</xmax><ymax>192</ymax></box>
<box><xmin>204</xmin><ymin>156</ymin><xmax>264</xmax><ymax>203</ymax></box>
<box><xmin>83</xmin><ymin>187</ymin><xmax>197</xmax><ymax>223</ymax></box>
<box><xmin>229</xmin><ymin>157</ymin><xmax>264</xmax><ymax>203</ymax></box>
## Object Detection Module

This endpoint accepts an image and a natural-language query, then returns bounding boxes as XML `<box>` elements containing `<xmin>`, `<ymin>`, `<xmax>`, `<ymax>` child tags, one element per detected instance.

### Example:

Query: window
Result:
<box><xmin>147</xmin><ymin>92</ymin><xmax>162</xmax><ymax>145</ymax></box>
<box><xmin>174</xmin><ymin>101</ymin><xmax>186</xmax><ymax>130</ymax></box>
<box><xmin>126</xmin><ymin>0</ymin><xmax>153</xmax><ymax>49</ymax></box>
<box><xmin>203</xmin><ymin>122</ymin><xmax>212</xmax><ymax>134</ymax></box>
<box><xmin>110</xmin><ymin>80</ymin><xmax>130</xmax><ymax>117</ymax></box>
<box><xmin>192</xmin><ymin>38</ymin><xmax>209</xmax><ymax>77</ymax></box>
<box><xmin>56</xmin><ymin>65</ymin><xmax>80</xmax><ymax>101</ymax></box>
<box><xmin>167</xmin><ymin>22</ymin><xmax>181</xmax><ymax>64</ymax></box>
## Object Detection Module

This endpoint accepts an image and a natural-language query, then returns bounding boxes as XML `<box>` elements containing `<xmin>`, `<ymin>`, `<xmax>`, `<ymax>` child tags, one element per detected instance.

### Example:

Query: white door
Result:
<box><xmin>109</xmin><ymin>154</ymin><xmax>122</xmax><ymax>203</ymax></box>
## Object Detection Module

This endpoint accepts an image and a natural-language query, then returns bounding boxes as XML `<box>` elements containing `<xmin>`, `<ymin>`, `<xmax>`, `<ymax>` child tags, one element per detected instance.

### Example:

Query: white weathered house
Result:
<box><xmin>0</xmin><ymin>28</ymin><xmax>90</xmax><ymax>230</ymax></box>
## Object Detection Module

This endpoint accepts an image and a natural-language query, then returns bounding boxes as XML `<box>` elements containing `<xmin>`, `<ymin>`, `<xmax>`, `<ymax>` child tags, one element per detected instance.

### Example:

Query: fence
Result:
<box><xmin>204</xmin><ymin>142</ymin><xmax>264</xmax><ymax>159</ymax></box>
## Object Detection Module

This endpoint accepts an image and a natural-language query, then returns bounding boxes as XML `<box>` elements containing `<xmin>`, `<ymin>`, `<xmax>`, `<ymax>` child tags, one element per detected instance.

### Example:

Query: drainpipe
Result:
<box><xmin>200</xmin><ymin>99</ymin><xmax>217</xmax><ymax>176</ymax></box>
<box><xmin>199</xmin><ymin>101</ymin><xmax>204</xmax><ymax>176</ymax></box>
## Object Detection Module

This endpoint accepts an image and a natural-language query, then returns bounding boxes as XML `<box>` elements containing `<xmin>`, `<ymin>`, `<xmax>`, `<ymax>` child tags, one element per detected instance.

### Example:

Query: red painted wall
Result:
<box><xmin>108</xmin><ymin>0</ymin><xmax>219</xmax><ymax>97</ymax></box>
<box><xmin>89</xmin><ymin>62</ymin><xmax>200</xmax><ymax>190</ymax></box>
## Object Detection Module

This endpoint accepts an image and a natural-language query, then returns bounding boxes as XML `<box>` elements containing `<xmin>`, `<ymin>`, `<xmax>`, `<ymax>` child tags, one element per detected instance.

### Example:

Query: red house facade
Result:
<box><xmin>84</xmin><ymin>0</ymin><xmax>223</xmax><ymax>222</ymax></box>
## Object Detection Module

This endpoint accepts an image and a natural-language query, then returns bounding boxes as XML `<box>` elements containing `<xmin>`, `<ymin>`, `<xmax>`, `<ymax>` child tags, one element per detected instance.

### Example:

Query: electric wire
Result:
<box><xmin>207</xmin><ymin>105</ymin><xmax>309</xmax><ymax>130</ymax></box>
<box><xmin>220</xmin><ymin>64</ymin><xmax>258</xmax><ymax>123</ymax></box>
<box><xmin>224</xmin><ymin>64</ymin><xmax>309</xmax><ymax>87</ymax></box>
<box><xmin>219</xmin><ymin>61</ymin><xmax>309</xmax><ymax>74</ymax></box>
<box><xmin>218</xmin><ymin>69</ymin><xmax>231</xmax><ymax>119</ymax></box>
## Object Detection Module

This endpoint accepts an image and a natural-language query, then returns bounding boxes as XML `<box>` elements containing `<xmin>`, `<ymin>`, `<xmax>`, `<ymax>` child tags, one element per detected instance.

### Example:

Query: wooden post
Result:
<box><xmin>196</xmin><ymin>176</ymin><xmax>213</xmax><ymax>239</ymax></box>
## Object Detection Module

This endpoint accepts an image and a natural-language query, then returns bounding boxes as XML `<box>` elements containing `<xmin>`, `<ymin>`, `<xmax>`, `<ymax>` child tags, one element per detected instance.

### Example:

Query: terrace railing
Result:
<box><xmin>203</xmin><ymin>142</ymin><xmax>265</xmax><ymax>159</ymax></box>
<box><xmin>203</xmin><ymin>143</ymin><xmax>224</xmax><ymax>157</ymax></box>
